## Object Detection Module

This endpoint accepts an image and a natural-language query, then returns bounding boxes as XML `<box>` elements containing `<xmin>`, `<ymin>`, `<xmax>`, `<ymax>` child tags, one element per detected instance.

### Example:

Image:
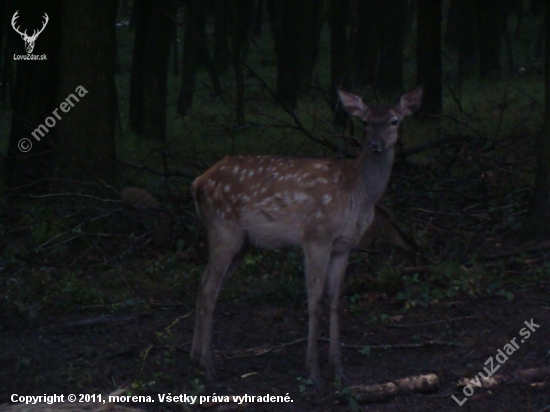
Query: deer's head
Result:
<box><xmin>338</xmin><ymin>86</ymin><xmax>424</xmax><ymax>153</ymax></box>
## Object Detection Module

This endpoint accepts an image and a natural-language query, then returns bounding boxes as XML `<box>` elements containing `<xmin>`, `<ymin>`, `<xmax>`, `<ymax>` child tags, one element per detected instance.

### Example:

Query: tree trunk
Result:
<box><xmin>378</xmin><ymin>0</ymin><xmax>405</xmax><ymax>97</ymax></box>
<box><xmin>457</xmin><ymin>0</ymin><xmax>477</xmax><ymax>82</ymax></box>
<box><xmin>172</xmin><ymin>18</ymin><xmax>179</xmax><ymax>76</ymax></box>
<box><xmin>330</xmin><ymin>0</ymin><xmax>350</xmax><ymax>126</ymax></box>
<box><xmin>299</xmin><ymin>0</ymin><xmax>326</xmax><ymax>91</ymax></box>
<box><xmin>195</xmin><ymin>0</ymin><xmax>223</xmax><ymax>94</ymax></box>
<box><xmin>178</xmin><ymin>0</ymin><xmax>199</xmax><ymax>116</ymax></box>
<box><xmin>530</xmin><ymin>0</ymin><xmax>543</xmax><ymax>14</ymax></box>
<box><xmin>128</xmin><ymin>0</ymin><xmax>175</xmax><ymax>140</ymax></box>
<box><xmin>253</xmin><ymin>0</ymin><xmax>264</xmax><ymax>37</ymax></box>
<box><xmin>417</xmin><ymin>0</ymin><xmax>442</xmax><ymax>116</ymax></box>
<box><xmin>267</xmin><ymin>0</ymin><xmax>301</xmax><ymax>106</ymax></box>
<box><xmin>477</xmin><ymin>0</ymin><xmax>502</xmax><ymax>79</ymax></box>
<box><xmin>5</xmin><ymin>1</ymin><xmax>60</xmax><ymax>189</ymax></box>
<box><xmin>350</xmin><ymin>0</ymin><xmax>381</xmax><ymax>88</ymax></box>
<box><xmin>178</xmin><ymin>0</ymin><xmax>222</xmax><ymax>116</ymax></box>
<box><xmin>55</xmin><ymin>0</ymin><xmax>117</xmax><ymax>183</ymax></box>
<box><xmin>214</xmin><ymin>0</ymin><xmax>230</xmax><ymax>74</ymax></box>
<box><xmin>527</xmin><ymin>0</ymin><xmax>550</xmax><ymax>235</ymax></box>
<box><xmin>267</xmin><ymin>0</ymin><xmax>325</xmax><ymax>107</ymax></box>
<box><xmin>445</xmin><ymin>0</ymin><xmax>459</xmax><ymax>49</ymax></box>
<box><xmin>230</xmin><ymin>0</ymin><xmax>255</xmax><ymax>125</ymax></box>
<box><xmin>0</xmin><ymin>0</ymin><xmax>14</xmax><ymax>104</ymax></box>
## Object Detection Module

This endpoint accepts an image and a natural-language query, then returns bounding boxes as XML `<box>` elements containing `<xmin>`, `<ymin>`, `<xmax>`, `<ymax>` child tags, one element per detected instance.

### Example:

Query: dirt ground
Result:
<box><xmin>0</xmin><ymin>280</ymin><xmax>549</xmax><ymax>412</ymax></box>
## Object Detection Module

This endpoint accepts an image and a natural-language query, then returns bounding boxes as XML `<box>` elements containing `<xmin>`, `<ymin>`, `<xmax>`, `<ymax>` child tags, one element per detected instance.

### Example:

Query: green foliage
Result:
<box><xmin>359</xmin><ymin>346</ymin><xmax>372</xmax><ymax>356</ymax></box>
<box><xmin>188</xmin><ymin>378</ymin><xmax>206</xmax><ymax>396</ymax></box>
<box><xmin>347</xmin><ymin>293</ymin><xmax>366</xmax><ymax>314</ymax></box>
<box><xmin>485</xmin><ymin>283</ymin><xmax>514</xmax><ymax>300</ymax></box>
<box><xmin>128</xmin><ymin>380</ymin><xmax>156</xmax><ymax>395</ymax></box>
<box><xmin>222</xmin><ymin>249</ymin><xmax>305</xmax><ymax>303</ymax></box>
<box><xmin>367</xmin><ymin>312</ymin><xmax>391</xmax><ymax>326</ymax></box>
<box><xmin>392</xmin><ymin>261</ymin><xmax>515</xmax><ymax>310</ymax></box>
<box><xmin>338</xmin><ymin>385</ymin><xmax>362</xmax><ymax>412</ymax></box>
<box><xmin>1</xmin><ymin>265</ymin><xmax>104</xmax><ymax>319</ymax></box>
<box><xmin>296</xmin><ymin>377</ymin><xmax>313</xmax><ymax>397</ymax></box>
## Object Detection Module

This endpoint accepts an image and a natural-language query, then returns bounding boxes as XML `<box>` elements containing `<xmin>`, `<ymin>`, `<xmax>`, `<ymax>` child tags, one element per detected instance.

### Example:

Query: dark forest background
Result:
<box><xmin>0</xmin><ymin>1</ymin><xmax>549</xmax><ymax>404</ymax></box>
<box><xmin>1</xmin><ymin>0</ymin><xmax>549</xmax><ymax>315</ymax></box>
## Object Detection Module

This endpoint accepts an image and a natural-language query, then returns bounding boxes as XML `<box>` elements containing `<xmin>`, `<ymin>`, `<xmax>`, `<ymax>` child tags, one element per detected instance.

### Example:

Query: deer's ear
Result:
<box><xmin>398</xmin><ymin>85</ymin><xmax>423</xmax><ymax>116</ymax></box>
<box><xmin>338</xmin><ymin>89</ymin><xmax>368</xmax><ymax>117</ymax></box>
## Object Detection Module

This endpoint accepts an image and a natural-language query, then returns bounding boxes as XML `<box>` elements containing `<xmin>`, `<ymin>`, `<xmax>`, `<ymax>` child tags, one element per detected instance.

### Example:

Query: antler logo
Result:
<box><xmin>11</xmin><ymin>10</ymin><xmax>49</xmax><ymax>54</ymax></box>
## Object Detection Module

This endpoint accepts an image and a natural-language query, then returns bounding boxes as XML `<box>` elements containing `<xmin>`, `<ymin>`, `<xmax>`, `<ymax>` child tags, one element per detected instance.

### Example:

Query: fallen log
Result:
<box><xmin>458</xmin><ymin>365</ymin><xmax>550</xmax><ymax>389</ymax></box>
<box><xmin>337</xmin><ymin>373</ymin><xmax>440</xmax><ymax>404</ymax></box>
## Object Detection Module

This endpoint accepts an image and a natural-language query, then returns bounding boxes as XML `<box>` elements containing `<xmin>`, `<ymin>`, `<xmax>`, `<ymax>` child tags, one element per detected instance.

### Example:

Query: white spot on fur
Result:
<box><xmin>233</xmin><ymin>166</ymin><xmax>239</xmax><ymax>173</ymax></box>
<box><xmin>294</xmin><ymin>192</ymin><xmax>308</xmax><ymax>202</ymax></box>
<box><xmin>315</xmin><ymin>210</ymin><xmax>323</xmax><ymax>218</ymax></box>
<box><xmin>248</xmin><ymin>170</ymin><xmax>254</xmax><ymax>177</ymax></box>
<box><xmin>255</xmin><ymin>198</ymin><xmax>270</xmax><ymax>207</ymax></box>
<box><xmin>317</xmin><ymin>178</ymin><xmax>328</xmax><ymax>184</ymax></box>
<box><xmin>313</xmin><ymin>163</ymin><xmax>323</xmax><ymax>169</ymax></box>
<box><xmin>224</xmin><ymin>185</ymin><xmax>230</xmax><ymax>192</ymax></box>
<box><xmin>322</xmin><ymin>194</ymin><xmax>332</xmax><ymax>205</ymax></box>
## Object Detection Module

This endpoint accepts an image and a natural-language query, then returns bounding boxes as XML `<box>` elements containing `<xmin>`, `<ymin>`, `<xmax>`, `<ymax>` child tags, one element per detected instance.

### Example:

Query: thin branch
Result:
<box><xmin>391</xmin><ymin>316</ymin><xmax>477</xmax><ymax>328</ymax></box>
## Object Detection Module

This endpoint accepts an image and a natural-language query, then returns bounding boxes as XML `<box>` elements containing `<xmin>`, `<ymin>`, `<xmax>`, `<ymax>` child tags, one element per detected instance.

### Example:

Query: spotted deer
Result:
<box><xmin>190</xmin><ymin>86</ymin><xmax>423</xmax><ymax>385</ymax></box>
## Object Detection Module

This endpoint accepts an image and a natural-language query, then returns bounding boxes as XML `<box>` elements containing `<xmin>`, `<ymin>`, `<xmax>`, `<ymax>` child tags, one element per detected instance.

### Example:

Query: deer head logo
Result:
<box><xmin>11</xmin><ymin>11</ymin><xmax>49</xmax><ymax>54</ymax></box>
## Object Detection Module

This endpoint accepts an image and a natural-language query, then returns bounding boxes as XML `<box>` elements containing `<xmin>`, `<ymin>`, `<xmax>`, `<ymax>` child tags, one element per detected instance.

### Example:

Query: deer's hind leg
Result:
<box><xmin>191</xmin><ymin>226</ymin><xmax>248</xmax><ymax>380</ymax></box>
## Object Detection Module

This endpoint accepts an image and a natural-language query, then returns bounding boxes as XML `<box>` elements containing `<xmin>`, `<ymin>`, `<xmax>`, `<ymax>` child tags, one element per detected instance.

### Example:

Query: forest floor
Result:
<box><xmin>1</xmin><ymin>280</ymin><xmax>548</xmax><ymax>412</ymax></box>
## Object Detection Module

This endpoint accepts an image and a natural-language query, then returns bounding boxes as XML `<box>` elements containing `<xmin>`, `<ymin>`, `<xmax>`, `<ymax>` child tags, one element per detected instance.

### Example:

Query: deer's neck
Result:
<box><xmin>356</xmin><ymin>148</ymin><xmax>395</xmax><ymax>205</ymax></box>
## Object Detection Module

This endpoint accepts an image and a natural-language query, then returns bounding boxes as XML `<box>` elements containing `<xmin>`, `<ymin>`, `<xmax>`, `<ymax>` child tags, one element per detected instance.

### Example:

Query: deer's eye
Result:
<box><xmin>390</xmin><ymin>119</ymin><xmax>398</xmax><ymax>126</ymax></box>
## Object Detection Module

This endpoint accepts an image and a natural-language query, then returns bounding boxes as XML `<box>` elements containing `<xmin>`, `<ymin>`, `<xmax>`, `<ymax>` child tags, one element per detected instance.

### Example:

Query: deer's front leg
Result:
<box><xmin>304</xmin><ymin>244</ymin><xmax>332</xmax><ymax>386</ymax></box>
<box><xmin>326</xmin><ymin>251</ymin><xmax>350</xmax><ymax>380</ymax></box>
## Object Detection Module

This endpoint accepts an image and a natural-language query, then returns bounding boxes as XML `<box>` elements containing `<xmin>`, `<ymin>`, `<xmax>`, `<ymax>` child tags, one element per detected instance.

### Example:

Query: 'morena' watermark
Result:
<box><xmin>452</xmin><ymin>318</ymin><xmax>540</xmax><ymax>406</ymax></box>
<box><xmin>18</xmin><ymin>85</ymin><xmax>88</xmax><ymax>152</ymax></box>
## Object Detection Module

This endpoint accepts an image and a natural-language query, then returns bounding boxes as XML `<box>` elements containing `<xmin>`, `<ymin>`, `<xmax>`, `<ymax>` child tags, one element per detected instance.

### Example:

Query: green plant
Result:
<box><xmin>485</xmin><ymin>282</ymin><xmax>514</xmax><ymax>300</ymax></box>
<box><xmin>338</xmin><ymin>386</ymin><xmax>362</xmax><ymax>412</ymax></box>
<box><xmin>296</xmin><ymin>377</ymin><xmax>313</xmax><ymax>397</ymax></box>
<box><xmin>359</xmin><ymin>346</ymin><xmax>371</xmax><ymax>356</ymax></box>
<box><xmin>129</xmin><ymin>380</ymin><xmax>156</xmax><ymax>394</ymax></box>
<box><xmin>188</xmin><ymin>378</ymin><xmax>205</xmax><ymax>396</ymax></box>
<box><xmin>396</xmin><ymin>262</ymin><xmax>484</xmax><ymax>309</ymax></box>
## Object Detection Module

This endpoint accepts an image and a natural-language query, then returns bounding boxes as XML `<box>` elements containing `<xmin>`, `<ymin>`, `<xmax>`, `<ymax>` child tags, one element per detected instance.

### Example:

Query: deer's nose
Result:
<box><xmin>369</xmin><ymin>140</ymin><xmax>383</xmax><ymax>152</ymax></box>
